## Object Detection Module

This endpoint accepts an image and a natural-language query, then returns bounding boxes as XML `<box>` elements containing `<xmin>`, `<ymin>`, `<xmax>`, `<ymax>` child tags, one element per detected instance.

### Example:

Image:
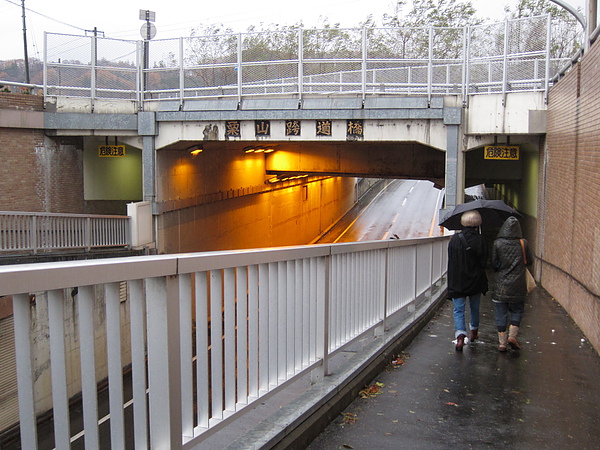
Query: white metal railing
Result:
<box><xmin>0</xmin><ymin>211</ymin><xmax>130</xmax><ymax>254</ymax></box>
<box><xmin>32</xmin><ymin>14</ymin><xmax>580</xmax><ymax>110</ymax></box>
<box><xmin>2</xmin><ymin>236</ymin><xmax>448</xmax><ymax>449</ymax></box>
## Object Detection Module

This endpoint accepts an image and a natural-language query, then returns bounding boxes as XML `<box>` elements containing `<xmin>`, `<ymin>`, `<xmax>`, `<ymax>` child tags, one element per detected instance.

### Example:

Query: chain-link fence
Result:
<box><xmin>42</xmin><ymin>14</ymin><xmax>578</xmax><ymax>106</ymax></box>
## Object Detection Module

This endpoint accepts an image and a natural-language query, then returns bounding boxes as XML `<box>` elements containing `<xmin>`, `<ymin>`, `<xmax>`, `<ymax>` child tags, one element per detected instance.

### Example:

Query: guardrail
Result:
<box><xmin>1</xmin><ymin>236</ymin><xmax>448</xmax><ymax>449</ymax></box>
<box><xmin>0</xmin><ymin>211</ymin><xmax>130</xmax><ymax>254</ymax></box>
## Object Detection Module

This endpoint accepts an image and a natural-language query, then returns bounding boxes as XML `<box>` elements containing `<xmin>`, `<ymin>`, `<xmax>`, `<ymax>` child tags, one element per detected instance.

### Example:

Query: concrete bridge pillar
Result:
<box><xmin>138</xmin><ymin>112</ymin><xmax>157</xmax><ymax>204</ymax></box>
<box><xmin>443</xmin><ymin>108</ymin><xmax>463</xmax><ymax>211</ymax></box>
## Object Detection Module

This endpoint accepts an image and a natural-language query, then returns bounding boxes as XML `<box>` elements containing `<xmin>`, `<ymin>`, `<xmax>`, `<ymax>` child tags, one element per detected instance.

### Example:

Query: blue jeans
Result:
<box><xmin>493</xmin><ymin>301</ymin><xmax>525</xmax><ymax>332</ymax></box>
<box><xmin>452</xmin><ymin>294</ymin><xmax>481</xmax><ymax>338</ymax></box>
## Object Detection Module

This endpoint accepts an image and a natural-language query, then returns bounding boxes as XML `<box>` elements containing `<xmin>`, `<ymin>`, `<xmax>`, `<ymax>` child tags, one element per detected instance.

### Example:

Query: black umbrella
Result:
<box><xmin>439</xmin><ymin>199</ymin><xmax>521</xmax><ymax>230</ymax></box>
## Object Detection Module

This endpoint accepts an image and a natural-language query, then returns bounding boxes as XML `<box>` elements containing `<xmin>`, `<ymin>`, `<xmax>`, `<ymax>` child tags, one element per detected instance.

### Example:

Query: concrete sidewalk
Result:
<box><xmin>308</xmin><ymin>287</ymin><xmax>600</xmax><ymax>449</ymax></box>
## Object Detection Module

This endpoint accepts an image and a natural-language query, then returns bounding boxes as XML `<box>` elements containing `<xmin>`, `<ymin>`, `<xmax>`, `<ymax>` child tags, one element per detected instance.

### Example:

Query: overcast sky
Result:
<box><xmin>0</xmin><ymin>0</ymin><xmax>587</xmax><ymax>61</ymax></box>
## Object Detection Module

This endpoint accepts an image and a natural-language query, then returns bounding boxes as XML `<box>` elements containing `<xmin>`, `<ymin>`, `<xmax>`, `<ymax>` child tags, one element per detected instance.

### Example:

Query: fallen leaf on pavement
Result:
<box><xmin>359</xmin><ymin>382</ymin><xmax>384</xmax><ymax>398</ymax></box>
<box><xmin>341</xmin><ymin>412</ymin><xmax>357</xmax><ymax>425</ymax></box>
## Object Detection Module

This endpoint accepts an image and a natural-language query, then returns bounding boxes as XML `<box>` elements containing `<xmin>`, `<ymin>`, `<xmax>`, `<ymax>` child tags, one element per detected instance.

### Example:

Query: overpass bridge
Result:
<box><xmin>11</xmin><ymin>15</ymin><xmax>559</xmax><ymax>254</ymax></box>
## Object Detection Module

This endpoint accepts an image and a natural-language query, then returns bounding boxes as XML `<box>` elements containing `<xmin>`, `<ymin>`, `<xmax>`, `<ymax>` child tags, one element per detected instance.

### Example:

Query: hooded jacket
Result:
<box><xmin>447</xmin><ymin>226</ymin><xmax>488</xmax><ymax>299</ymax></box>
<box><xmin>492</xmin><ymin>216</ymin><xmax>533</xmax><ymax>303</ymax></box>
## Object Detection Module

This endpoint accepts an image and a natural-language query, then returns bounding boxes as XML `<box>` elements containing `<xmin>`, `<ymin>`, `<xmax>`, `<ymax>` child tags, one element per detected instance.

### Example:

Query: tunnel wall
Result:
<box><xmin>543</xmin><ymin>39</ymin><xmax>600</xmax><ymax>354</ymax></box>
<box><xmin>156</xmin><ymin>145</ymin><xmax>357</xmax><ymax>253</ymax></box>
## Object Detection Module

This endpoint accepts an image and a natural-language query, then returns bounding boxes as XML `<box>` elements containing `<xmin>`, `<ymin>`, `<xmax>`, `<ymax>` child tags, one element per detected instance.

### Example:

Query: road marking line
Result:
<box><xmin>334</xmin><ymin>183</ymin><xmax>389</xmax><ymax>243</ymax></box>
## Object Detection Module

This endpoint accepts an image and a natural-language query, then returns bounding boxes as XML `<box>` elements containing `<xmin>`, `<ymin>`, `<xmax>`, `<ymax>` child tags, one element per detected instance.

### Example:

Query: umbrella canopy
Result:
<box><xmin>439</xmin><ymin>199</ymin><xmax>522</xmax><ymax>230</ymax></box>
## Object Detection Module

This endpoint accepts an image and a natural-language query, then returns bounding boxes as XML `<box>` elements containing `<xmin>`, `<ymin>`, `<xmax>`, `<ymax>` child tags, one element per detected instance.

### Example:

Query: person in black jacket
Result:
<box><xmin>447</xmin><ymin>210</ymin><xmax>489</xmax><ymax>351</ymax></box>
<box><xmin>492</xmin><ymin>216</ymin><xmax>533</xmax><ymax>351</ymax></box>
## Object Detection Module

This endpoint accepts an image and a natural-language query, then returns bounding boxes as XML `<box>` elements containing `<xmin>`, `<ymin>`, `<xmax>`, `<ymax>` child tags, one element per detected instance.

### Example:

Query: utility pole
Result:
<box><xmin>21</xmin><ymin>0</ymin><xmax>30</xmax><ymax>84</ymax></box>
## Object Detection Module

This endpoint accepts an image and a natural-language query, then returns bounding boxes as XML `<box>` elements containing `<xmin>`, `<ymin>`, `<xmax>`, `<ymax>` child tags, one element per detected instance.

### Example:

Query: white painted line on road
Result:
<box><xmin>334</xmin><ymin>183</ymin><xmax>389</xmax><ymax>243</ymax></box>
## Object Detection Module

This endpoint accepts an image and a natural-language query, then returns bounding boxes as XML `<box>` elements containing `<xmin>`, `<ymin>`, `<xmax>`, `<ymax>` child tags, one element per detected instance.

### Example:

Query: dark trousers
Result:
<box><xmin>493</xmin><ymin>301</ymin><xmax>525</xmax><ymax>332</ymax></box>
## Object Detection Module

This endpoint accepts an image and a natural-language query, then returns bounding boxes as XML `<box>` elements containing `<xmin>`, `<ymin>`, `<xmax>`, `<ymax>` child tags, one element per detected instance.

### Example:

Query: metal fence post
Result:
<box><xmin>298</xmin><ymin>28</ymin><xmax>304</xmax><ymax>100</ymax></box>
<box><xmin>43</xmin><ymin>32</ymin><xmax>47</xmax><ymax>99</ymax></box>
<box><xmin>137</xmin><ymin>41</ymin><xmax>144</xmax><ymax>111</ymax></box>
<box><xmin>502</xmin><ymin>19</ymin><xmax>509</xmax><ymax>105</ymax></box>
<box><xmin>237</xmin><ymin>33</ymin><xmax>243</xmax><ymax>104</ymax></box>
<box><xmin>361</xmin><ymin>27</ymin><xmax>367</xmax><ymax>100</ymax></box>
<box><xmin>544</xmin><ymin>14</ymin><xmax>552</xmax><ymax>104</ymax></box>
<box><xmin>428</xmin><ymin>26</ymin><xmax>433</xmax><ymax>105</ymax></box>
<box><xmin>179</xmin><ymin>37</ymin><xmax>184</xmax><ymax>108</ymax></box>
<box><xmin>463</xmin><ymin>26</ymin><xmax>470</xmax><ymax>107</ymax></box>
<box><xmin>91</xmin><ymin>32</ymin><xmax>97</xmax><ymax>111</ymax></box>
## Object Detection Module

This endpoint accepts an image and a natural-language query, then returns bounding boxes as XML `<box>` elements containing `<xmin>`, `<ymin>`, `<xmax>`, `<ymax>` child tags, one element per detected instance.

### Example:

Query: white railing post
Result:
<box><xmin>179</xmin><ymin>273</ymin><xmax>194</xmax><ymax>440</ymax></box>
<box><xmin>146</xmin><ymin>275</ymin><xmax>183</xmax><ymax>449</ymax></box>
<box><xmin>210</xmin><ymin>269</ymin><xmax>224</xmax><ymax>421</ymax></box>
<box><xmin>311</xmin><ymin>254</ymin><xmax>330</xmax><ymax>383</ymax></box>
<box><xmin>129</xmin><ymin>279</ymin><xmax>149</xmax><ymax>449</ymax></box>
<box><xmin>106</xmin><ymin>282</ymin><xmax>126</xmax><ymax>448</ymax></box>
<box><xmin>85</xmin><ymin>217</ymin><xmax>92</xmax><ymax>252</ymax></box>
<box><xmin>78</xmin><ymin>285</ymin><xmax>100</xmax><ymax>449</ymax></box>
<box><xmin>194</xmin><ymin>271</ymin><xmax>210</xmax><ymax>428</ymax></box>
<box><xmin>30</xmin><ymin>215</ymin><xmax>37</xmax><ymax>254</ymax></box>
<box><xmin>13</xmin><ymin>293</ymin><xmax>38</xmax><ymax>450</ymax></box>
<box><xmin>48</xmin><ymin>289</ymin><xmax>71</xmax><ymax>449</ymax></box>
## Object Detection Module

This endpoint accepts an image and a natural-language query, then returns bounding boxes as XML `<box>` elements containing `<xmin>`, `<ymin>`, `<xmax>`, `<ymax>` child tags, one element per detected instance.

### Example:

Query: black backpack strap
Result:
<box><xmin>458</xmin><ymin>232</ymin><xmax>471</xmax><ymax>252</ymax></box>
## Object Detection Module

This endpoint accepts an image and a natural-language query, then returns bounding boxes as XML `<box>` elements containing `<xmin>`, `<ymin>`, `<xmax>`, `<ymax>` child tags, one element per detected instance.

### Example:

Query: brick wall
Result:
<box><xmin>0</xmin><ymin>93</ymin><xmax>85</xmax><ymax>213</ymax></box>
<box><xmin>0</xmin><ymin>92</ymin><xmax>44</xmax><ymax>111</ymax></box>
<box><xmin>543</xmin><ymin>40</ymin><xmax>600</xmax><ymax>353</ymax></box>
<box><xmin>0</xmin><ymin>130</ymin><xmax>85</xmax><ymax>213</ymax></box>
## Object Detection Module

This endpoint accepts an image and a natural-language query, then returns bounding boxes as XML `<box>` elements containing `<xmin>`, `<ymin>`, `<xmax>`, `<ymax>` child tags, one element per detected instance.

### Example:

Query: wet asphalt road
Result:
<box><xmin>316</xmin><ymin>179</ymin><xmax>444</xmax><ymax>244</ymax></box>
<box><xmin>307</xmin><ymin>286</ymin><xmax>600</xmax><ymax>449</ymax></box>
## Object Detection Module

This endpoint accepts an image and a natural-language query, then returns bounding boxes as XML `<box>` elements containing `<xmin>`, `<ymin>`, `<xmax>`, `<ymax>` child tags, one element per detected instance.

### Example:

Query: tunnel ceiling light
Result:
<box><xmin>188</xmin><ymin>145</ymin><xmax>203</xmax><ymax>155</ymax></box>
<box><xmin>244</xmin><ymin>146</ymin><xmax>276</xmax><ymax>154</ymax></box>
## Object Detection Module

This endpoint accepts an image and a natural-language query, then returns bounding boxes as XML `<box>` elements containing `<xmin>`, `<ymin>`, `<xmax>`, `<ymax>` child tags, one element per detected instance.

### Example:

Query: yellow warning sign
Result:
<box><xmin>484</xmin><ymin>145</ymin><xmax>519</xmax><ymax>160</ymax></box>
<box><xmin>98</xmin><ymin>145</ymin><xmax>126</xmax><ymax>157</ymax></box>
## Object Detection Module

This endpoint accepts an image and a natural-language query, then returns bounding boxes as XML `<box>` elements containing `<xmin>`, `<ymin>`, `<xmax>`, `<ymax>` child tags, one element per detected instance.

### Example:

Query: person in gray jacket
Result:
<box><xmin>491</xmin><ymin>216</ymin><xmax>533</xmax><ymax>351</ymax></box>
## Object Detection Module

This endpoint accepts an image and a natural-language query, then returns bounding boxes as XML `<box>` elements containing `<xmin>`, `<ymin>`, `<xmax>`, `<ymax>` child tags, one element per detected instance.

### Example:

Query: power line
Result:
<box><xmin>3</xmin><ymin>0</ymin><xmax>86</xmax><ymax>32</ymax></box>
